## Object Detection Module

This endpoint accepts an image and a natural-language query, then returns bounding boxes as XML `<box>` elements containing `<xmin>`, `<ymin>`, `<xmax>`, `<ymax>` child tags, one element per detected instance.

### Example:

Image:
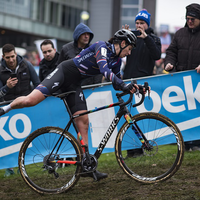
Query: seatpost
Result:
<box><xmin>62</xmin><ymin>97</ymin><xmax>80</xmax><ymax>133</ymax></box>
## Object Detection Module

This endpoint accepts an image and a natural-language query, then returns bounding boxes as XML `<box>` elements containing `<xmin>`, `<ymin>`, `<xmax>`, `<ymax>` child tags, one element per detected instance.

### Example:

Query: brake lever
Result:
<box><xmin>135</xmin><ymin>88</ymin><xmax>140</xmax><ymax>97</ymax></box>
<box><xmin>144</xmin><ymin>82</ymin><xmax>150</xmax><ymax>99</ymax></box>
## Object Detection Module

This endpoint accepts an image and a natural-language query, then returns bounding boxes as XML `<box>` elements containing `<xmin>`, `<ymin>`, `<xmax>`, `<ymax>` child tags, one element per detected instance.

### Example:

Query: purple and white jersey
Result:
<box><xmin>73</xmin><ymin>41</ymin><xmax>123</xmax><ymax>90</ymax></box>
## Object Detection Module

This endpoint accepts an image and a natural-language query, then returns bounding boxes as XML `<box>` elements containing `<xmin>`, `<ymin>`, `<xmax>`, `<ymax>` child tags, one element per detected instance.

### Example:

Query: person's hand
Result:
<box><xmin>195</xmin><ymin>65</ymin><xmax>200</xmax><ymax>74</ymax></box>
<box><xmin>165</xmin><ymin>63</ymin><xmax>174</xmax><ymax>71</ymax></box>
<box><xmin>122</xmin><ymin>24</ymin><xmax>131</xmax><ymax>31</ymax></box>
<box><xmin>6</xmin><ymin>77</ymin><xmax>18</xmax><ymax>88</ymax></box>
<box><xmin>120</xmin><ymin>82</ymin><xmax>139</xmax><ymax>93</ymax></box>
<box><xmin>137</xmin><ymin>28</ymin><xmax>147</xmax><ymax>39</ymax></box>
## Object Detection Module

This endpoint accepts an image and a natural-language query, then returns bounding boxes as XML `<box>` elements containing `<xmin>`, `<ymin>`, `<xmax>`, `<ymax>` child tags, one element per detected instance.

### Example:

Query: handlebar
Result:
<box><xmin>116</xmin><ymin>82</ymin><xmax>150</xmax><ymax>107</ymax></box>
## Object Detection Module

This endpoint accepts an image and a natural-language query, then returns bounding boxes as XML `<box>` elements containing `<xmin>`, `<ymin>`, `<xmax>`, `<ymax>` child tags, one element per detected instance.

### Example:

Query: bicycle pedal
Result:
<box><xmin>92</xmin><ymin>172</ymin><xmax>98</xmax><ymax>181</ymax></box>
<box><xmin>80</xmin><ymin>171</ymin><xmax>98</xmax><ymax>181</ymax></box>
<box><xmin>54</xmin><ymin>171</ymin><xmax>59</xmax><ymax>179</ymax></box>
<box><xmin>80</xmin><ymin>170</ymin><xmax>94</xmax><ymax>177</ymax></box>
<box><xmin>81</xmin><ymin>144</ymin><xmax>89</xmax><ymax>152</ymax></box>
<box><xmin>81</xmin><ymin>144</ymin><xmax>88</xmax><ymax>148</ymax></box>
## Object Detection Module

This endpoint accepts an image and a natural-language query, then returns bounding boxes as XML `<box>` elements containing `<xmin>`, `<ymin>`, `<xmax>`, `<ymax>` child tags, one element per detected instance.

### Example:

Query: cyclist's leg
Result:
<box><xmin>65</xmin><ymin>86</ymin><xmax>89</xmax><ymax>145</ymax></box>
<box><xmin>10</xmin><ymin>89</ymin><xmax>45</xmax><ymax>109</ymax></box>
<box><xmin>0</xmin><ymin>65</ymin><xmax>65</xmax><ymax>115</ymax></box>
<box><xmin>74</xmin><ymin>110</ymin><xmax>89</xmax><ymax>144</ymax></box>
<box><xmin>62</xmin><ymin>67</ymin><xmax>107</xmax><ymax>180</ymax></box>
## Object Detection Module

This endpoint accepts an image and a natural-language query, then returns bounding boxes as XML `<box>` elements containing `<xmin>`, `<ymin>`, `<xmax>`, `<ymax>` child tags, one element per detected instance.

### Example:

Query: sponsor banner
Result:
<box><xmin>84</xmin><ymin>70</ymin><xmax>200</xmax><ymax>154</ymax></box>
<box><xmin>0</xmin><ymin>70</ymin><xmax>200</xmax><ymax>169</ymax></box>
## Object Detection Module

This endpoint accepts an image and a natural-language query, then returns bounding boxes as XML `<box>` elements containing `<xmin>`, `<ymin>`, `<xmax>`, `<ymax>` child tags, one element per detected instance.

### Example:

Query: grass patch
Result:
<box><xmin>1</xmin><ymin>150</ymin><xmax>200</xmax><ymax>200</ymax></box>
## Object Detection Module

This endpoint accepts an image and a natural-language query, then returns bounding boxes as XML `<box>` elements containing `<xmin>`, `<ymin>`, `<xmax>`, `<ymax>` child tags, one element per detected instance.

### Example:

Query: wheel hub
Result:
<box><xmin>143</xmin><ymin>140</ymin><xmax>158</xmax><ymax>156</ymax></box>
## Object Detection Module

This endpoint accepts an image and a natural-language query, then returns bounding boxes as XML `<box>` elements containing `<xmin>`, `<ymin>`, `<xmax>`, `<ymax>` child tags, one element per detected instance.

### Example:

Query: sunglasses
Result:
<box><xmin>186</xmin><ymin>17</ymin><xmax>195</xmax><ymax>22</ymax></box>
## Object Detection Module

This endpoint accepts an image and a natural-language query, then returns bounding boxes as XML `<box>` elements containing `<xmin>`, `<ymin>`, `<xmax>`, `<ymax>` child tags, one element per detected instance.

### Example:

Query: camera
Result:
<box><xmin>132</xmin><ymin>30</ymin><xmax>141</xmax><ymax>37</ymax></box>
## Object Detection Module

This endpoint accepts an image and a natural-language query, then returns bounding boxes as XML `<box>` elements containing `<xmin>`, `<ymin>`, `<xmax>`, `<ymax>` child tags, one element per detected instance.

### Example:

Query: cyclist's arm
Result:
<box><xmin>95</xmin><ymin>43</ymin><xmax>123</xmax><ymax>90</ymax></box>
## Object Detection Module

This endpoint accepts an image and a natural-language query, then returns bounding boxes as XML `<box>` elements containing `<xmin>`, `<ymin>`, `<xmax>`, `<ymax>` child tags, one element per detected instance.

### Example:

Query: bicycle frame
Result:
<box><xmin>49</xmin><ymin>91</ymin><xmax>148</xmax><ymax>165</ymax></box>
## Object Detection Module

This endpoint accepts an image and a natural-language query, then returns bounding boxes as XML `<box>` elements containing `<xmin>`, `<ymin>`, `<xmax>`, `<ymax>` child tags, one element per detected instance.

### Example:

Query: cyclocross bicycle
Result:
<box><xmin>18</xmin><ymin>82</ymin><xmax>184</xmax><ymax>194</ymax></box>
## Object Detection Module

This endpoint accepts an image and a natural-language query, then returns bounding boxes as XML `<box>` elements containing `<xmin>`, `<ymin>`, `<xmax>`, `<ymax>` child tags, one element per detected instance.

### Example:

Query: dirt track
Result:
<box><xmin>1</xmin><ymin>151</ymin><xmax>200</xmax><ymax>200</ymax></box>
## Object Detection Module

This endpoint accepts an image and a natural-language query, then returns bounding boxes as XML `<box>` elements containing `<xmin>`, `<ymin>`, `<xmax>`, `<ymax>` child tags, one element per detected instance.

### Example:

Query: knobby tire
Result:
<box><xmin>18</xmin><ymin>126</ymin><xmax>83</xmax><ymax>194</ymax></box>
<box><xmin>115</xmin><ymin>112</ymin><xmax>184</xmax><ymax>183</ymax></box>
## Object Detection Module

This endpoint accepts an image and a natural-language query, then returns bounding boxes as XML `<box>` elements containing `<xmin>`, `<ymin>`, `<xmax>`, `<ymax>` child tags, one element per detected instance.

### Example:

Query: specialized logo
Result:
<box><xmin>77</xmin><ymin>52</ymin><xmax>94</xmax><ymax>63</ymax></box>
<box><xmin>52</xmin><ymin>82</ymin><xmax>59</xmax><ymax>89</ymax></box>
<box><xmin>79</xmin><ymin>92</ymin><xmax>84</xmax><ymax>101</ymax></box>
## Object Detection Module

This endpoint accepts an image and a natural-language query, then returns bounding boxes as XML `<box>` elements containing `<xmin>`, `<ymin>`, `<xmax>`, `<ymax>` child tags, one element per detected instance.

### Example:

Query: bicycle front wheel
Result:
<box><xmin>115</xmin><ymin>112</ymin><xmax>184</xmax><ymax>184</ymax></box>
<box><xmin>18</xmin><ymin>126</ymin><xmax>83</xmax><ymax>194</ymax></box>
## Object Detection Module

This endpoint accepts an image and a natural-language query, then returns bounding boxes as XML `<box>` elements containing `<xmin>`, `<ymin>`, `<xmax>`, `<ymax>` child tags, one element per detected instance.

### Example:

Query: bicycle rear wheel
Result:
<box><xmin>115</xmin><ymin>112</ymin><xmax>184</xmax><ymax>183</ymax></box>
<box><xmin>18</xmin><ymin>126</ymin><xmax>83</xmax><ymax>194</ymax></box>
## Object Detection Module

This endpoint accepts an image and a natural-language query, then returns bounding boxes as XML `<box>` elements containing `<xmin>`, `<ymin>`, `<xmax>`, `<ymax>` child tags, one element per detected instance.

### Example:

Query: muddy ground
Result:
<box><xmin>1</xmin><ymin>151</ymin><xmax>200</xmax><ymax>200</ymax></box>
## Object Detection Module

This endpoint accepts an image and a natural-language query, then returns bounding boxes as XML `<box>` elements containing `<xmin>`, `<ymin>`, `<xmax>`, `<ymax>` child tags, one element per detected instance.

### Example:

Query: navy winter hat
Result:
<box><xmin>135</xmin><ymin>9</ymin><xmax>151</xmax><ymax>26</ymax></box>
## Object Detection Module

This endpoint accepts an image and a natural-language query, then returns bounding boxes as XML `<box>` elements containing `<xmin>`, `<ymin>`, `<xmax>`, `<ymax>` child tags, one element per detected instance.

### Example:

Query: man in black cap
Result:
<box><xmin>164</xmin><ymin>3</ymin><xmax>200</xmax><ymax>72</ymax></box>
<box><xmin>164</xmin><ymin>3</ymin><xmax>200</xmax><ymax>151</ymax></box>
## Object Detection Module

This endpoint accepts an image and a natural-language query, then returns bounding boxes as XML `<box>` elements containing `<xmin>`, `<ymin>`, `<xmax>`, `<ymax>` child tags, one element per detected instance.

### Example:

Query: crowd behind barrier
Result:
<box><xmin>0</xmin><ymin>70</ymin><xmax>200</xmax><ymax>169</ymax></box>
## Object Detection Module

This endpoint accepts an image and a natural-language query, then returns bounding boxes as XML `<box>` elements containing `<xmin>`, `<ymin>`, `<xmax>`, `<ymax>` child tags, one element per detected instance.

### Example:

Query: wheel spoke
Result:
<box><xmin>115</xmin><ymin>112</ymin><xmax>184</xmax><ymax>183</ymax></box>
<box><xmin>18</xmin><ymin>127</ymin><xmax>82</xmax><ymax>194</ymax></box>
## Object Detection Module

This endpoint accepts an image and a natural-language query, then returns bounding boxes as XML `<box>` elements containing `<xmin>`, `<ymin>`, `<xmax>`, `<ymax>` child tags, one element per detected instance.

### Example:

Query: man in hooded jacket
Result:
<box><xmin>56</xmin><ymin>23</ymin><xmax>103</xmax><ymax>85</ymax></box>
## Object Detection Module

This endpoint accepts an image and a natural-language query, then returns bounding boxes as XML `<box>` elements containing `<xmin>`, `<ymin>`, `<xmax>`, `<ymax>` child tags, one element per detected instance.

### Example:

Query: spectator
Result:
<box><xmin>56</xmin><ymin>22</ymin><xmax>103</xmax><ymax>85</ymax></box>
<box><xmin>155</xmin><ymin>53</ymin><xmax>169</xmax><ymax>75</ymax></box>
<box><xmin>164</xmin><ymin>3</ymin><xmax>200</xmax><ymax>151</ymax></box>
<box><xmin>39</xmin><ymin>39</ymin><xmax>59</xmax><ymax>81</ymax></box>
<box><xmin>123</xmin><ymin>9</ymin><xmax>161</xmax><ymax>79</ymax></box>
<box><xmin>159</xmin><ymin>25</ymin><xmax>171</xmax><ymax>51</ymax></box>
<box><xmin>122</xmin><ymin>9</ymin><xmax>161</xmax><ymax>157</ymax></box>
<box><xmin>154</xmin><ymin>25</ymin><xmax>171</xmax><ymax>75</ymax></box>
<box><xmin>0</xmin><ymin>44</ymin><xmax>40</xmax><ymax>102</ymax></box>
<box><xmin>164</xmin><ymin>3</ymin><xmax>200</xmax><ymax>73</ymax></box>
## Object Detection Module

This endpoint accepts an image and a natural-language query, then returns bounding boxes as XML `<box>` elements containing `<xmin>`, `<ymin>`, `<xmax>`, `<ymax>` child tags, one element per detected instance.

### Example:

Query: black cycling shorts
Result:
<box><xmin>36</xmin><ymin>59</ymin><xmax>87</xmax><ymax>114</ymax></box>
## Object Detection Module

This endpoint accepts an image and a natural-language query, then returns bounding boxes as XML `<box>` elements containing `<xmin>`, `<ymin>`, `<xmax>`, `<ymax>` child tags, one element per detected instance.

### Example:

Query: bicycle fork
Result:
<box><xmin>124</xmin><ymin>113</ymin><xmax>152</xmax><ymax>150</ymax></box>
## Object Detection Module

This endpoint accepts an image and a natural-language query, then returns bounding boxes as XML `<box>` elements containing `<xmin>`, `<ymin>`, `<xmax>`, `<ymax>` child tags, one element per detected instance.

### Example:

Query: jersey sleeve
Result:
<box><xmin>95</xmin><ymin>42</ymin><xmax>123</xmax><ymax>90</ymax></box>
